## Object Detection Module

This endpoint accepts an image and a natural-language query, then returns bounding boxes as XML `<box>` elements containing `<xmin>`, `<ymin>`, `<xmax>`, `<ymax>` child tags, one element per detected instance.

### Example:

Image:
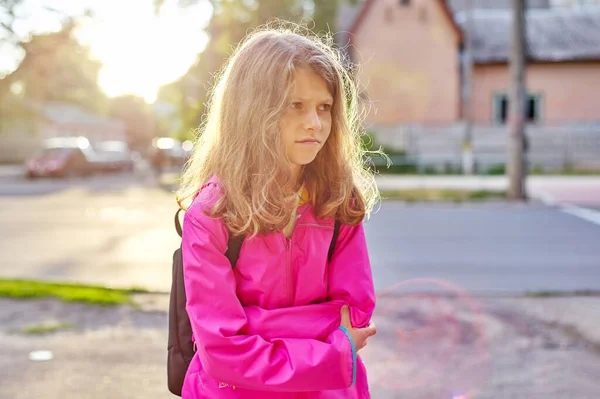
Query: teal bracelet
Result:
<box><xmin>338</xmin><ymin>326</ymin><xmax>357</xmax><ymax>386</ymax></box>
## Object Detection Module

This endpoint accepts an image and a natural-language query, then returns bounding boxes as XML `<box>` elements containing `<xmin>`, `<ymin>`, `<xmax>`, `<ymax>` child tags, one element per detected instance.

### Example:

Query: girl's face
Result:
<box><xmin>279</xmin><ymin>67</ymin><xmax>333</xmax><ymax>180</ymax></box>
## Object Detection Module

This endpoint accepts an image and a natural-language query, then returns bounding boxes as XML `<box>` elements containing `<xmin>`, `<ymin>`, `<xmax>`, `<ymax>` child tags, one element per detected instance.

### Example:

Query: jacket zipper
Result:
<box><xmin>282</xmin><ymin>207</ymin><xmax>307</xmax><ymax>306</ymax></box>
<box><xmin>286</xmin><ymin>237</ymin><xmax>293</xmax><ymax>306</ymax></box>
<box><xmin>280</xmin><ymin>234</ymin><xmax>293</xmax><ymax>306</ymax></box>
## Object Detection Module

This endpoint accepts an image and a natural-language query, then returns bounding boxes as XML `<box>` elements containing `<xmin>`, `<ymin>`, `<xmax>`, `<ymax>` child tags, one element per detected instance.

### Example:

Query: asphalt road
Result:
<box><xmin>366</xmin><ymin>201</ymin><xmax>600</xmax><ymax>294</ymax></box>
<box><xmin>0</xmin><ymin>173</ymin><xmax>599</xmax><ymax>294</ymax></box>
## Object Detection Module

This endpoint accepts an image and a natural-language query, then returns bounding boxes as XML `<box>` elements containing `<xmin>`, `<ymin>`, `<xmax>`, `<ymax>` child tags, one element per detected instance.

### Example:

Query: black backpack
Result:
<box><xmin>167</xmin><ymin>208</ymin><xmax>341</xmax><ymax>396</ymax></box>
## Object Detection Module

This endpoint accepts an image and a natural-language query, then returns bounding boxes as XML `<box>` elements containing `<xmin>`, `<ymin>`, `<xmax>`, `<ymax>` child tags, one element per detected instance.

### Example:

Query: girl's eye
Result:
<box><xmin>290</xmin><ymin>102</ymin><xmax>302</xmax><ymax>109</ymax></box>
<box><xmin>319</xmin><ymin>104</ymin><xmax>332</xmax><ymax>112</ymax></box>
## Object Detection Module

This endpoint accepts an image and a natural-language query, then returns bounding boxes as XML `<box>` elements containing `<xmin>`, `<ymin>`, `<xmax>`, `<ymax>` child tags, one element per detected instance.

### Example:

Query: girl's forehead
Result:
<box><xmin>289</xmin><ymin>68</ymin><xmax>333</xmax><ymax>99</ymax></box>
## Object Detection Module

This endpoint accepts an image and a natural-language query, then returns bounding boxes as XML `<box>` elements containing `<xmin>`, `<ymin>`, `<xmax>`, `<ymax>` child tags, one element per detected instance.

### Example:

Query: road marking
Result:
<box><xmin>561</xmin><ymin>204</ymin><xmax>600</xmax><ymax>227</ymax></box>
<box><xmin>536</xmin><ymin>191</ymin><xmax>557</xmax><ymax>206</ymax></box>
<box><xmin>538</xmin><ymin>192</ymin><xmax>600</xmax><ymax>226</ymax></box>
<box><xmin>537</xmin><ymin>190</ymin><xmax>600</xmax><ymax>227</ymax></box>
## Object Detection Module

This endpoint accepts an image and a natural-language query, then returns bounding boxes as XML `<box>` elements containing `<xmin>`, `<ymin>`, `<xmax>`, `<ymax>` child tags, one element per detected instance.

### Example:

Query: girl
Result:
<box><xmin>176</xmin><ymin>25</ymin><xmax>379</xmax><ymax>398</ymax></box>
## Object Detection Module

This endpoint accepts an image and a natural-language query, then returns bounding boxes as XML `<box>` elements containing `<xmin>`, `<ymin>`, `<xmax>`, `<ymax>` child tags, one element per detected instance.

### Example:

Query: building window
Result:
<box><xmin>493</xmin><ymin>93</ymin><xmax>543</xmax><ymax>124</ymax></box>
<box><xmin>493</xmin><ymin>94</ymin><xmax>508</xmax><ymax>124</ymax></box>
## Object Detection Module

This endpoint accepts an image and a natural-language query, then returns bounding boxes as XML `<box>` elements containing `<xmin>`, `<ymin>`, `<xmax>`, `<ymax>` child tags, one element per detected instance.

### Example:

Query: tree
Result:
<box><xmin>0</xmin><ymin>1</ymin><xmax>74</xmax><ymax>129</ymax></box>
<box><xmin>0</xmin><ymin>2</ymin><xmax>84</xmax><ymax>94</ymax></box>
<box><xmin>0</xmin><ymin>1</ymin><xmax>89</xmax><ymax>57</ymax></box>
<box><xmin>4</xmin><ymin>23</ymin><xmax>106</xmax><ymax>112</ymax></box>
<box><xmin>0</xmin><ymin>1</ymin><xmax>64</xmax><ymax>52</ymax></box>
<box><xmin>0</xmin><ymin>20</ymin><xmax>107</xmax><ymax>135</ymax></box>
<box><xmin>155</xmin><ymin>0</ymin><xmax>356</xmax><ymax>40</ymax></box>
<box><xmin>461</xmin><ymin>0</ymin><xmax>474</xmax><ymax>175</ymax></box>
<box><xmin>155</xmin><ymin>0</ymin><xmax>356</xmax><ymax>137</ymax></box>
<box><xmin>1</xmin><ymin>0</ymin><xmax>26</xmax><ymax>49</ymax></box>
<box><xmin>155</xmin><ymin>0</ymin><xmax>302</xmax><ymax>138</ymax></box>
<box><xmin>312</xmin><ymin>0</ymin><xmax>341</xmax><ymax>34</ymax></box>
<box><xmin>109</xmin><ymin>95</ymin><xmax>156</xmax><ymax>152</ymax></box>
<box><xmin>507</xmin><ymin>0</ymin><xmax>527</xmax><ymax>200</ymax></box>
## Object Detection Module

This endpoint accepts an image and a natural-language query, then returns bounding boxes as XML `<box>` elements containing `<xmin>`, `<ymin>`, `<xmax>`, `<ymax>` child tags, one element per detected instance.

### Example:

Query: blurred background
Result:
<box><xmin>0</xmin><ymin>0</ymin><xmax>599</xmax><ymax>398</ymax></box>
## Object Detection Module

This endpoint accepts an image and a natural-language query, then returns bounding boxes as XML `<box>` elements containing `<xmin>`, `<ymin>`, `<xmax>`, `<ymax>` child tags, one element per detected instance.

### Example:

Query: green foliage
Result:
<box><xmin>1</xmin><ymin>23</ymin><xmax>108</xmax><ymax>117</ymax></box>
<box><xmin>0</xmin><ymin>6</ymin><xmax>102</xmax><ymax>135</ymax></box>
<box><xmin>374</xmin><ymin>163</ymin><xmax>418</xmax><ymax>174</ymax></box>
<box><xmin>109</xmin><ymin>95</ymin><xmax>155</xmax><ymax>151</ymax></box>
<box><xmin>380</xmin><ymin>189</ymin><xmax>507</xmax><ymax>202</ymax></box>
<box><xmin>1</xmin><ymin>0</ymin><xmax>42</xmax><ymax>49</ymax></box>
<box><xmin>485</xmin><ymin>164</ymin><xmax>506</xmax><ymax>175</ymax></box>
<box><xmin>156</xmin><ymin>0</ymin><xmax>357</xmax><ymax>135</ymax></box>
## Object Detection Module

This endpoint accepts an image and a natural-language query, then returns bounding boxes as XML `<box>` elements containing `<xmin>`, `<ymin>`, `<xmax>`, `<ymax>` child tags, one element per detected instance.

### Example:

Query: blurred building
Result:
<box><xmin>449</xmin><ymin>0</ymin><xmax>551</xmax><ymax>13</ymax></box>
<box><xmin>342</xmin><ymin>0</ymin><xmax>600</xmax><ymax>126</ymax></box>
<box><xmin>338</xmin><ymin>0</ymin><xmax>600</xmax><ymax>171</ymax></box>
<box><xmin>0</xmin><ymin>102</ymin><xmax>126</xmax><ymax>163</ymax></box>
<box><xmin>40</xmin><ymin>103</ymin><xmax>126</xmax><ymax>142</ymax></box>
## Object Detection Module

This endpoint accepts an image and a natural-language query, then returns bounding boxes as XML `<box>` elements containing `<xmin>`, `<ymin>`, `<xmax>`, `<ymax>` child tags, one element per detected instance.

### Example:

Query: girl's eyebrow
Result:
<box><xmin>290</xmin><ymin>96</ymin><xmax>334</xmax><ymax>103</ymax></box>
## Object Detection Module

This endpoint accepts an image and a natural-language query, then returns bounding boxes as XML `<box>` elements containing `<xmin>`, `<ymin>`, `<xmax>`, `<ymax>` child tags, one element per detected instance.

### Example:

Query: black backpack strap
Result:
<box><xmin>225</xmin><ymin>234</ymin><xmax>244</xmax><ymax>269</ymax></box>
<box><xmin>175</xmin><ymin>208</ymin><xmax>184</xmax><ymax>238</ymax></box>
<box><xmin>327</xmin><ymin>220</ymin><xmax>341</xmax><ymax>263</ymax></box>
<box><xmin>175</xmin><ymin>209</ymin><xmax>243</xmax><ymax>268</ymax></box>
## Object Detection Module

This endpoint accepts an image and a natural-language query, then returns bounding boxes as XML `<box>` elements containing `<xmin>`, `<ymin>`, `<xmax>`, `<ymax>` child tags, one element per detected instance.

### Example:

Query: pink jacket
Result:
<box><xmin>181</xmin><ymin>178</ymin><xmax>376</xmax><ymax>398</ymax></box>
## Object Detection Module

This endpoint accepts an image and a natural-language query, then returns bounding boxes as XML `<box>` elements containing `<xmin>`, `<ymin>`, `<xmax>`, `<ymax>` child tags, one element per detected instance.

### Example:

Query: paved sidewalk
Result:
<box><xmin>0</xmin><ymin>164</ymin><xmax>23</xmax><ymax>179</ymax></box>
<box><xmin>375</xmin><ymin>175</ymin><xmax>600</xmax><ymax>206</ymax></box>
<box><xmin>1</xmin><ymin>294</ymin><xmax>599</xmax><ymax>399</ymax></box>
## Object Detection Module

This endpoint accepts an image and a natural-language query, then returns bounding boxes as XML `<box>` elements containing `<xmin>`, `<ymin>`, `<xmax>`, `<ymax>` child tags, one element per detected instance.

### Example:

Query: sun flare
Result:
<box><xmin>76</xmin><ymin>0</ymin><xmax>211</xmax><ymax>103</ymax></box>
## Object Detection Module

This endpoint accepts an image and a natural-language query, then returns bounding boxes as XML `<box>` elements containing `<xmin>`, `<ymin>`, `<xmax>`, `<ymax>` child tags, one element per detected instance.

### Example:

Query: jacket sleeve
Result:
<box><xmin>243</xmin><ymin>300</ymin><xmax>344</xmax><ymax>341</ymax></box>
<box><xmin>182</xmin><ymin>209</ymin><xmax>354</xmax><ymax>392</ymax></box>
<box><xmin>327</xmin><ymin>222</ymin><xmax>376</xmax><ymax>330</ymax></box>
<box><xmin>243</xmin><ymin>222</ymin><xmax>375</xmax><ymax>343</ymax></box>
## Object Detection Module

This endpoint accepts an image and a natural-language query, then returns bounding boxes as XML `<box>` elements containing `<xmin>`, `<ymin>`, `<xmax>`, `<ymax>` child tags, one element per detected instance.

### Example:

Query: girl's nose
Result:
<box><xmin>304</xmin><ymin>109</ymin><xmax>322</xmax><ymax>131</ymax></box>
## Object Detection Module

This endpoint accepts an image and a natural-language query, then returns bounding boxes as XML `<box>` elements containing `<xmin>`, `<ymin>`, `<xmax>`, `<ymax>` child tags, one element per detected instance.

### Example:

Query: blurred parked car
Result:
<box><xmin>25</xmin><ymin>137</ymin><xmax>96</xmax><ymax>178</ymax></box>
<box><xmin>92</xmin><ymin>140</ymin><xmax>136</xmax><ymax>173</ymax></box>
<box><xmin>148</xmin><ymin>137</ymin><xmax>192</xmax><ymax>175</ymax></box>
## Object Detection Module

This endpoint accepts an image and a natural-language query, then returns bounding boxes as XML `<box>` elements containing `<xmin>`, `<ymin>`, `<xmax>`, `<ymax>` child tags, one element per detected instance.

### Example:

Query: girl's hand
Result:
<box><xmin>339</xmin><ymin>305</ymin><xmax>376</xmax><ymax>351</ymax></box>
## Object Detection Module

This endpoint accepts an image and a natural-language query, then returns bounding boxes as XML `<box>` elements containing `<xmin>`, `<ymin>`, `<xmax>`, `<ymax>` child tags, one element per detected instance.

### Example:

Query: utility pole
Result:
<box><xmin>461</xmin><ymin>0</ymin><xmax>475</xmax><ymax>175</ymax></box>
<box><xmin>507</xmin><ymin>0</ymin><xmax>527</xmax><ymax>200</ymax></box>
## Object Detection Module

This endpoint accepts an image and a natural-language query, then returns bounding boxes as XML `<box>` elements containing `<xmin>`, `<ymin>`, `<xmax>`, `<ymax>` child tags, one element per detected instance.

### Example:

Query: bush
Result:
<box><xmin>372</xmin><ymin>163</ymin><xmax>418</xmax><ymax>175</ymax></box>
<box><xmin>361</xmin><ymin>131</ymin><xmax>405</xmax><ymax>156</ymax></box>
<box><xmin>485</xmin><ymin>164</ymin><xmax>506</xmax><ymax>175</ymax></box>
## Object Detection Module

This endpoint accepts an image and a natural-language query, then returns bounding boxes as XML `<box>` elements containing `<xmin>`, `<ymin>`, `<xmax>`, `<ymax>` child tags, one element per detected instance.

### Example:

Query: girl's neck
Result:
<box><xmin>290</xmin><ymin>166</ymin><xmax>304</xmax><ymax>192</ymax></box>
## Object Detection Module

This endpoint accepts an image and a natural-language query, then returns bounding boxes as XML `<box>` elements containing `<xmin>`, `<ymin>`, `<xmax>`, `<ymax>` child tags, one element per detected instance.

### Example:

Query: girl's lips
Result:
<box><xmin>296</xmin><ymin>139</ymin><xmax>320</xmax><ymax>144</ymax></box>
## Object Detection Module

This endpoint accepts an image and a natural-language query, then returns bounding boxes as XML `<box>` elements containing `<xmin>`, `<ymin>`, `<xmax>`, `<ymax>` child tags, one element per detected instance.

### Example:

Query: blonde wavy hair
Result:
<box><xmin>177</xmin><ymin>23</ymin><xmax>381</xmax><ymax>237</ymax></box>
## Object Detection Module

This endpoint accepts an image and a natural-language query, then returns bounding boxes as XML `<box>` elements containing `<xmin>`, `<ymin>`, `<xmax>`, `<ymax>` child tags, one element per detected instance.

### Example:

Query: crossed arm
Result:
<box><xmin>242</xmin><ymin>222</ymin><xmax>375</xmax><ymax>341</ymax></box>
<box><xmin>183</xmin><ymin>206</ymin><xmax>375</xmax><ymax>391</ymax></box>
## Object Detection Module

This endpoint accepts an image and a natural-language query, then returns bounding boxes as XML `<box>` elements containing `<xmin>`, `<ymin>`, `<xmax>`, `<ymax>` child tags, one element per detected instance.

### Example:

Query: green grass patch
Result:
<box><xmin>24</xmin><ymin>322</ymin><xmax>74</xmax><ymax>335</ymax></box>
<box><xmin>380</xmin><ymin>189</ymin><xmax>507</xmax><ymax>202</ymax></box>
<box><xmin>0</xmin><ymin>279</ymin><xmax>149</xmax><ymax>306</ymax></box>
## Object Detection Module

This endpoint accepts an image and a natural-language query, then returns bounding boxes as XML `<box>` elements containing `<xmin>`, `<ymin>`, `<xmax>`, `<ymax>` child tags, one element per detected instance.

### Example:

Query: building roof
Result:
<box><xmin>454</xmin><ymin>8</ymin><xmax>600</xmax><ymax>63</ymax></box>
<box><xmin>339</xmin><ymin>0</ymin><xmax>463</xmax><ymax>46</ymax></box>
<box><xmin>335</xmin><ymin>0</ymin><xmax>365</xmax><ymax>46</ymax></box>
<box><xmin>338</xmin><ymin>0</ymin><xmax>600</xmax><ymax>64</ymax></box>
